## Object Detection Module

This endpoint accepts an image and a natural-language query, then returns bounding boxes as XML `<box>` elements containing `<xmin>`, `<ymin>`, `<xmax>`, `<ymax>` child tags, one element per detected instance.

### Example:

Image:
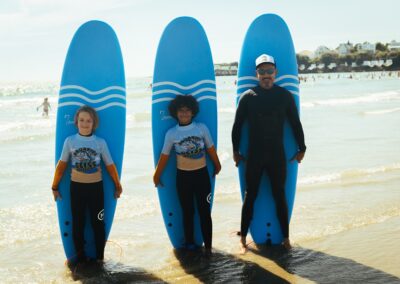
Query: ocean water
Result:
<box><xmin>0</xmin><ymin>72</ymin><xmax>399</xmax><ymax>283</ymax></box>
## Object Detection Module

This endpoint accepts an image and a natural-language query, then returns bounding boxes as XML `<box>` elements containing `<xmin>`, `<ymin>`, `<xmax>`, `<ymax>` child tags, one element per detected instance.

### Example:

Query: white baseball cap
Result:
<box><xmin>255</xmin><ymin>54</ymin><xmax>276</xmax><ymax>68</ymax></box>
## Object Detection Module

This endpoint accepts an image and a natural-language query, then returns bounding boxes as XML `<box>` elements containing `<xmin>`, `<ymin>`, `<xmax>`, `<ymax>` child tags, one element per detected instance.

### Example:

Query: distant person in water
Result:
<box><xmin>232</xmin><ymin>54</ymin><xmax>306</xmax><ymax>253</ymax></box>
<box><xmin>153</xmin><ymin>95</ymin><xmax>221</xmax><ymax>255</ymax></box>
<box><xmin>37</xmin><ymin>97</ymin><xmax>51</xmax><ymax>117</ymax></box>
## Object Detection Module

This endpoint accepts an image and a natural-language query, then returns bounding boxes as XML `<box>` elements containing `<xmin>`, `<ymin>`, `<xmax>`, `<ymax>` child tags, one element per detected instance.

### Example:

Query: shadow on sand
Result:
<box><xmin>173</xmin><ymin>248</ymin><xmax>289</xmax><ymax>283</ymax></box>
<box><xmin>250</xmin><ymin>244</ymin><xmax>400</xmax><ymax>284</ymax></box>
<box><xmin>67</xmin><ymin>260</ymin><xmax>166</xmax><ymax>283</ymax></box>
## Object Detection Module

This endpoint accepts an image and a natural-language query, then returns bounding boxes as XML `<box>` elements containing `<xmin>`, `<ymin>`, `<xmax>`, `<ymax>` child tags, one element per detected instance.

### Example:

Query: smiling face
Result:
<box><xmin>256</xmin><ymin>63</ymin><xmax>277</xmax><ymax>89</ymax></box>
<box><xmin>176</xmin><ymin>106</ymin><xmax>193</xmax><ymax>125</ymax></box>
<box><xmin>77</xmin><ymin>111</ymin><xmax>94</xmax><ymax>136</ymax></box>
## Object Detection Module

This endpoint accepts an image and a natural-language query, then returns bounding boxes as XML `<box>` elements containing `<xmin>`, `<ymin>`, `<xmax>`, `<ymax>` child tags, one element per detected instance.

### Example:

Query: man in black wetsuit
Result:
<box><xmin>232</xmin><ymin>54</ymin><xmax>306</xmax><ymax>251</ymax></box>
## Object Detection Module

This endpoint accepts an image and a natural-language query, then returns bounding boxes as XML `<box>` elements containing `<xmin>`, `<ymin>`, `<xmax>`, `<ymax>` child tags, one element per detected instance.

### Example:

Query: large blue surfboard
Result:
<box><xmin>236</xmin><ymin>14</ymin><xmax>300</xmax><ymax>244</ymax></box>
<box><xmin>152</xmin><ymin>17</ymin><xmax>217</xmax><ymax>248</ymax></box>
<box><xmin>55</xmin><ymin>20</ymin><xmax>125</xmax><ymax>261</ymax></box>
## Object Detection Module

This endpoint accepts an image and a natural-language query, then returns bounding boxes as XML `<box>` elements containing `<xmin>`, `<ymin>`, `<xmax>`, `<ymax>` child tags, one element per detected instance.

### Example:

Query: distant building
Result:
<box><xmin>298</xmin><ymin>50</ymin><xmax>315</xmax><ymax>59</ymax></box>
<box><xmin>308</xmin><ymin>63</ymin><xmax>317</xmax><ymax>71</ymax></box>
<box><xmin>336</xmin><ymin>42</ymin><xmax>353</xmax><ymax>55</ymax></box>
<box><xmin>214</xmin><ymin>63</ymin><xmax>237</xmax><ymax>76</ymax></box>
<box><xmin>328</xmin><ymin>63</ymin><xmax>337</xmax><ymax>69</ymax></box>
<box><xmin>314</xmin><ymin>46</ymin><xmax>331</xmax><ymax>57</ymax></box>
<box><xmin>356</xmin><ymin>42</ymin><xmax>376</xmax><ymax>53</ymax></box>
<box><xmin>388</xmin><ymin>40</ymin><xmax>400</xmax><ymax>50</ymax></box>
<box><xmin>362</xmin><ymin>60</ymin><xmax>372</xmax><ymax>67</ymax></box>
<box><xmin>384</xmin><ymin>59</ymin><xmax>393</xmax><ymax>67</ymax></box>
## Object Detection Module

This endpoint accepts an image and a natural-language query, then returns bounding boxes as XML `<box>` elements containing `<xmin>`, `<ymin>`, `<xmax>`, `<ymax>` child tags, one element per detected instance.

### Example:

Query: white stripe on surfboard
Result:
<box><xmin>237</xmin><ymin>82</ymin><xmax>299</xmax><ymax>90</ymax></box>
<box><xmin>152</xmin><ymin>79</ymin><xmax>215</xmax><ymax>90</ymax></box>
<box><xmin>60</xmin><ymin>85</ymin><xmax>126</xmax><ymax>95</ymax></box>
<box><xmin>153</xmin><ymin>87</ymin><xmax>216</xmax><ymax>97</ymax></box>
<box><xmin>275</xmin><ymin>75</ymin><xmax>299</xmax><ymax>83</ymax></box>
<box><xmin>59</xmin><ymin>93</ymin><xmax>126</xmax><ymax>103</ymax></box>
<box><xmin>152</xmin><ymin>95</ymin><xmax>216</xmax><ymax>105</ymax></box>
<box><xmin>236</xmin><ymin>88</ymin><xmax>299</xmax><ymax>99</ymax></box>
<box><xmin>237</xmin><ymin>82</ymin><xmax>299</xmax><ymax>89</ymax></box>
<box><xmin>237</xmin><ymin>76</ymin><xmax>257</xmax><ymax>82</ymax></box>
<box><xmin>237</xmin><ymin>75</ymin><xmax>298</xmax><ymax>83</ymax></box>
<box><xmin>237</xmin><ymin>83</ymin><xmax>257</xmax><ymax>90</ymax></box>
<box><xmin>278</xmin><ymin>82</ymin><xmax>299</xmax><ymax>88</ymax></box>
<box><xmin>58</xmin><ymin>101</ymin><xmax>126</xmax><ymax>111</ymax></box>
<box><xmin>197</xmin><ymin>95</ymin><xmax>217</xmax><ymax>102</ymax></box>
<box><xmin>237</xmin><ymin>86</ymin><xmax>299</xmax><ymax>94</ymax></box>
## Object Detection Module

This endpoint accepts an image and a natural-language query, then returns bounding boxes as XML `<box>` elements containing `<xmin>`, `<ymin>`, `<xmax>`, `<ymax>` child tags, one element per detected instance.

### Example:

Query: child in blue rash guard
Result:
<box><xmin>51</xmin><ymin>105</ymin><xmax>122</xmax><ymax>263</ymax></box>
<box><xmin>153</xmin><ymin>95</ymin><xmax>221</xmax><ymax>255</ymax></box>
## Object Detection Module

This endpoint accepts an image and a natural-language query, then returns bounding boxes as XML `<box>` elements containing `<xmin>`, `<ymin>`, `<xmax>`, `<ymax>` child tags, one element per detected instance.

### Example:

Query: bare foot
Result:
<box><xmin>282</xmin><ymin>238</ymin><xmax>292</xmax><ymax>250</ymax></box>
<box><xmin>204</xmin><ymin>248</ymin><xmax>212</xmax><ymax>257</ymax></box>
<box><xmin>239</xmin><ymin>237</ymin><xmax>247</xmax><ymax>254</ymax></box>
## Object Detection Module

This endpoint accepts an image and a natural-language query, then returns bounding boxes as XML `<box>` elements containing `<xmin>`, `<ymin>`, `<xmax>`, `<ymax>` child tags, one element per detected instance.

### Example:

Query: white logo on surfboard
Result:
<box><xmin>206</xmin><ymin>193</ymin><xmax>211</xmax><ymax>204</ymax></box>
<box><xmin>97</xmin><ymin>209</ymin><xmax>104</xmax><ymax>221</ymax></box>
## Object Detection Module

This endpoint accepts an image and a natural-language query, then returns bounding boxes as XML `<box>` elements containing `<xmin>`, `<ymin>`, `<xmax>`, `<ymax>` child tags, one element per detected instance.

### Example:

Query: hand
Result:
<box><xmin>52</xmin><ymin>189</ymin><xmax>62</xmax><ymax>201</ymax></box>
<box><xmin>213</xmin><ymin>163</ymin><xmax>221</xmax><ymax>177</ymax></box>
<box><xmin>291</xmin><ymin>151</ymin><xmax>305</xmax><ymax>163</ymax></box>
<box><xmin>233</xmin><ymin>151</ymin><xmax>245</xmax><ymax>167</ymax></box>
<box><xmin>114</xmin><ymin>183</ymin><xmax>123</xmax><ymax>199</ymax></box>
<box><xmin>153</xmin><ymin>174</ymin><xmax>164</xmax><ymax>187</ymax></box>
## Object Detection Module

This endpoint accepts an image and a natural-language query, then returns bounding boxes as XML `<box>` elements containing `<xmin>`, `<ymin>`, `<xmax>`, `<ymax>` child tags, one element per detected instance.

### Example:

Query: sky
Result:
<box><xmin>1</xmin><ymin>0</ymin><xmax>399</xmax><ymax>82</ymax></box>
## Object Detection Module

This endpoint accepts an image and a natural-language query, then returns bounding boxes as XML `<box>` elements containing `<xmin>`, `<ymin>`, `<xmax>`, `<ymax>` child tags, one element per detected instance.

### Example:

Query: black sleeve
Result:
<box><xmin>286</xmin><ymin>91</ymin><xmax>307</xmax><ymax>152</ymax></box>
<box><xmin>232</xmin><ymin>94</ymin><xmax>249</xmax><ymax>152</ymax></box>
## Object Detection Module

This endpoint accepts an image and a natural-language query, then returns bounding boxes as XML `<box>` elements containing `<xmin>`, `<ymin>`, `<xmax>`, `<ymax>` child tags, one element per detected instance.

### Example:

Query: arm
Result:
<box><xmin>232</xmin><ymin>93</ymin><xmax>249</xmax><ymax>166</ymax></box>
<box><xmin>106</xmin><ymin>164</ymin><xmax>122</xmax><ymax>198</ymax></box>
<box><xmin>100</xmin><ymin>139</ymin><xmax>122</xmax><ymax>198</ymax></box>
<box><xmin>206</xmin><ymin>146</ymin><xmax>221</xmax><ymax>177</ymax></box>
<box><xmin>51</xmin><ymin>160</ymin><xmax>67</xmax><ymax>201</ymax></box>
<box><xmin>153</xmin><ymin>154</ymin><xmax>169</xmax><ymax>187</ymax></box>
<box><xmin>36</xmin><ymin>103</ymin><xmax>43</xmax><ymax>111</ymax></box>
<box><xmin>286</xmin><ymin>93</ymin><xmax>306</xmax><ymax>162</ymax></box>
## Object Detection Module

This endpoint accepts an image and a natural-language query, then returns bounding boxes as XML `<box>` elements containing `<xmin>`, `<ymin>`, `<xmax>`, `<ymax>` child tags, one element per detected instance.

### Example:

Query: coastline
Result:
<box><xmin>214</xmin><ymin>67</ymin><xmax>400</xmax><ymax>76</ymax></box>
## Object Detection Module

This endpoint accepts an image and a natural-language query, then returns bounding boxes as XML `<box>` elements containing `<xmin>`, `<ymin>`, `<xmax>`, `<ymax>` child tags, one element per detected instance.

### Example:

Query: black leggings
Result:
<box><xmin>176</xmin><ymin>167</ymin><xmax>212</xmax><ymax>249</ymax></box>
<box><xmin>240</xmin><ymin>159</ymin><xmax>289</xmax><ymax>239</ymax></box>
<box><xmin>70</xmin><ymin>181</ymin><xmax>105</xmax><ymax>260</ymax></box>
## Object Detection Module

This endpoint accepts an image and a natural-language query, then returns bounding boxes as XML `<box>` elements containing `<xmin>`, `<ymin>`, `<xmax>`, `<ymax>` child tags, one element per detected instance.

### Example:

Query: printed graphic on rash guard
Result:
<box><xmin>175</xmin><ymin>136</ymin><xmax>205</xmax><ymax>159</ymax></box>
<box><xmin>72</xmin><ymin>147</ymin><xmax>99</xmax><ymax>173</ymax></box>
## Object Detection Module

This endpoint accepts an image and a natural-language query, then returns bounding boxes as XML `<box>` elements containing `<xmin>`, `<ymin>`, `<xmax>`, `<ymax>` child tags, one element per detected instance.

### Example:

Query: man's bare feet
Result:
<box><xmin>282</xmin><ymin>238</ymin><xmax>292</xmax><ymax>250</ymax></box>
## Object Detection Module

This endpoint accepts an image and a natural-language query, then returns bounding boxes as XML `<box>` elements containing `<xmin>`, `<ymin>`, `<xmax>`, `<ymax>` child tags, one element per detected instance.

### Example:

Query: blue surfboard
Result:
<box><xmin>152</xmin><ymin>17</ymin><xmax>217</xmax><ymax>248</ymax></box>
<box><xmin>236</xmin><ymin>14</ymin><xmax>300</xmax><ymax>244</ymax></box>
<box><xmin>55</xmin><ymin>20</ymin><xmax>125</xmax><ymax>261</ymax></box>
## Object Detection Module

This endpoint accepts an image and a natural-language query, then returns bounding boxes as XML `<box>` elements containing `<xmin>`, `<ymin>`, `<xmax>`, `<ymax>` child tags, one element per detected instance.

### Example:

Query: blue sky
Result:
<box><xmin>1</xmin><ymin>0</ymin><xmax>399</xmax><ymax>82</ymax></box>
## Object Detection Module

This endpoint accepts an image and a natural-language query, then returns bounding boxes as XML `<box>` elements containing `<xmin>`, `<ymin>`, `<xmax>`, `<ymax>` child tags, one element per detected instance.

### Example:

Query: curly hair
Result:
<box><xmin>74</xmin><ymin>105</ymin><xmax>99</xmax><ymax>131</ymax></box>
<box><xmin>168</xmin><ymin>95</ymin><xmax>199</xmax><ymax>120</ymax></box>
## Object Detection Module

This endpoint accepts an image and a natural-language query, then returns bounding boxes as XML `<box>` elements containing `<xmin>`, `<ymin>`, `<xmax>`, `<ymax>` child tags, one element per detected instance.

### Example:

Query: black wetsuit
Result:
<box><xmin>232</xmin><ymin>84</ymin><xmax>306</xmax><ymax>238</ymax></box>
<box><xmin>70</xmin><ymin>181</ymin><xmax>105</xmax><ymax>260</ymax></box>
<box><xmin>176</xmin><ymin>167</ymin><xmax>212</xmax><ymax>249</ymax></box>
